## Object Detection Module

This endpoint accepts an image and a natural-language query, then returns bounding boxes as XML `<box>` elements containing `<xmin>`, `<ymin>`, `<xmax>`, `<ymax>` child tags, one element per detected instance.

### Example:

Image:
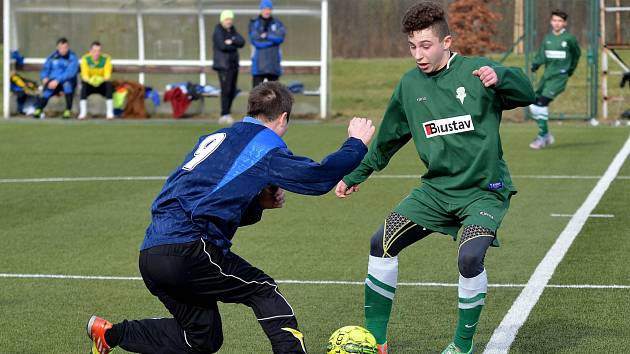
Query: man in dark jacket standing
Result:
<box><xmin>213</xmin><ymin>10</ymin><xmax>245</xmax><ymax>124</ymax></box>
<box><xmin>249</xmin><ymin>0</ymin><xmax>285</xmax><ymax>88</ymax></box>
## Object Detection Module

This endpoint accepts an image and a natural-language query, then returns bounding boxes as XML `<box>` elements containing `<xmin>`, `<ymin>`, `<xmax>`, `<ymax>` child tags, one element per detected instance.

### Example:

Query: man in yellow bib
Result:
<box><xmin>79</xmin><ymin>41</ymin><xmax>114</xmax><ymax>119</ymax></box>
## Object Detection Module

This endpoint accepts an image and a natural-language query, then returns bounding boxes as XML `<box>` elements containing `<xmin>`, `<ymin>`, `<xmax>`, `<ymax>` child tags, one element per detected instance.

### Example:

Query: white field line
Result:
<box><xmin>484</xmin><ymin>135</ymin><xmax>630</xmax><ymax>354</ymax></box>
<box><xmin>1</xmin><ymin>175</ymin><xmax>629</xmax><ymax>184</ymax></box>
<box><xmin>0</xmin><ymin>176</ymin><xmax>167</xmax><ymax>183</ymax></box>
<box><xmin>0</xmin><ymin>273</ymin><xmax>629</xmax><ymax>289</ymax></box>
<box><xmin>551</xmin><ymin>213</ymin><xmax>615</xmax><ymax>218</ymax></box>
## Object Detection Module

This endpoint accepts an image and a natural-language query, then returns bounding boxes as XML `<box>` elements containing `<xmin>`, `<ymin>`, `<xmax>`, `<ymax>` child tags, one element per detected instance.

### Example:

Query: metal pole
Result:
<box><xmin>197</xmin><ymin>0</ymin><xmax>206</xmax><ymax>86</ymax></box>
<box><xmin>319</xmin><ymin>0</ymin><xmax>328</xmax><ymax>119</ymax></box>
<box><xmin>3</xmin><ymin>0</ymin><xmax>11</xmax><ymax>118</ymax></box>
<box><xmin>590</xmin><ymin>0</ymin><xmax>599</xmax><ymax>120</ymax></box>
<box><xmin>600</xmin><ymin>0</ymin><xmax>608</xmax><ymax>120</ymax></box>
<box><xmin>615</xmin><ymin>0</ymin><xmax>621</xmax><ymax>44</ymax></box>
<box><xmin>136</xmin><ymin>0</ymin><xmax>145</xmax><ymax>84</ymax></box>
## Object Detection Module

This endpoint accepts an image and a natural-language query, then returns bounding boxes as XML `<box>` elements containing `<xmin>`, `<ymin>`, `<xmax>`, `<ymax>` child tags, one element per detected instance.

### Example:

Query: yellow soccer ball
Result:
<box><xmin>326</xmin><ymin>325</ymin><xmax>378</xmax><ymax>354</ymax></box>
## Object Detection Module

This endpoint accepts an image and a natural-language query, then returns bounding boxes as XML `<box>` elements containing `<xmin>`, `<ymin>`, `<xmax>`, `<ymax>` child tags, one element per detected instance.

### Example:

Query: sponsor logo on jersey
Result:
<box><xmin>488</xmin><ymin>181</ymin><xmax>504</xmax><ymax>190</ymax></box>
<box><xmin>561</xmin><ymin>41</ymin><xmax>567</xmax><ymax>47</ymax></box>
<box><xmin>545</xmin><ymin>50</ymin><xmax>567</xmax><ymax>59</ymax></box>
<box><xmin>456</xmin><ymin>86</ymin><xmax>466</xmax><ymax>104</ymax></box>
<box><xmin>479</xmin><ymin>211</ymin><xmax>495</xmax><ymax>220</ymax></box>
<box><xmin>416</xmin><ymin>96</ymin><xmax>427</xmax><ymax>102</ymax></box>
<box><xmin>423</xmin><ymin>115</ymin><xmax>474</xmax><ymax>138</ymax></box>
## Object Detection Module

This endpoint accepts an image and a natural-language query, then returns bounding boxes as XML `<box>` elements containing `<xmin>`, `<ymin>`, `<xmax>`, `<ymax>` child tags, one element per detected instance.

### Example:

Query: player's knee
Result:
<box><xmin>186</xmin><ymin>332</ymin><xmax>223</xmax><ymax>354</ymax></box>
<box><xmin>369</xmin><ymin>225</ymin><xmax>385</xmax><ymax>257</ymax></box>
<box><xmin>458</xmin><ymin>225</ymin><xmax>494</xmax><ymax>278</ymax></box>
<box><xmin>535</xmin><ymin>95</ymin><xmax>552</xmax><ymax>107</ymax></box>
<box><xmin>458</xmin><ymin>250</ymin><xmax>484</xmax><ymax>278</ymax></box>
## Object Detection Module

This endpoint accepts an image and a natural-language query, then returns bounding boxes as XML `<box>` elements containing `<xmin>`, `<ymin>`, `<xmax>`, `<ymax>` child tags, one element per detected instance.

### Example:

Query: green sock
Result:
<box><xmin>454</xmin><ymin>304</ymin><xmax>484</xmax><ymax>352</ymax></box>
<box><xmin>365</xmin><ymin>282</ymin><xmax>394</xmax><ymax>344</ymax></box>
<box><xmin>454</xmin><ymin>270</ymin><xmax>488</xmax><ymax>352</ymax></box>
<box><xmin>536</xmin><ymin>118</ymin><xmax>549</xmax><ymax>136</ymax></box>
<box><xmin>365</xmin><ymin>256</ymin><xmax>398</xmax><ymax>345</ymax></box>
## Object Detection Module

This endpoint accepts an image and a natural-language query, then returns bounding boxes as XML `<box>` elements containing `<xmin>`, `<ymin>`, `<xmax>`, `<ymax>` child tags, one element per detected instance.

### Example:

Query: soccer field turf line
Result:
<box><xmin>484</xmin><ymin>134</ymin><xmax>630</xmax><ymax>354</ymax></box>
<box><xmin>550</xmin><ymin>213</ymin><xmax>615</xmax><ymax>218</ymax></box>
<box><xmin>1</xmin><ymin>174</ymin><xmax>629</xmax><ymax>184</ymax></box>
<box><xmin>3</xmin><ymin>273</ymin><xmax>630</xmax><ymax>290</ymax></box>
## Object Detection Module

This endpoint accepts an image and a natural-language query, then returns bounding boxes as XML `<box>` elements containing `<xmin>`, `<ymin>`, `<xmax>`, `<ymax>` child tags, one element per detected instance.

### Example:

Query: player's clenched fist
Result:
<box><xmin>348</xmin><ymin>117</ymin><xmax>376</xmax><ymax>147</ymax></box>
<box><xmin>260</xmin><ymin>185</ymin><xmax>285</xmax><ymax>209</ymax></box>
<box><xmin>473</xmin><ymin>66</ymin><xmax>498</xmax><ymax>87</ymax></box>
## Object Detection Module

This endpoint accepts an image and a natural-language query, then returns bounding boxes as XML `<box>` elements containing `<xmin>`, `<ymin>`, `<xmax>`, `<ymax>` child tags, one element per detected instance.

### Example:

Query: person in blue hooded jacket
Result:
<box><xmin>249</xmin><ymin>0</ymin><xmax>286</xmax><ymax>88</ymax></box>
<box><xmin>34</xmin><ymin>38</ymin><xmax>79</xmax><ymax>119</ymax></box>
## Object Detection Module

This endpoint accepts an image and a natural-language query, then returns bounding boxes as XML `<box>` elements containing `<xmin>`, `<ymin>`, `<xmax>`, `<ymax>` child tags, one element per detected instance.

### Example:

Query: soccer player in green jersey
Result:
<box><xmin>335</xmin><ymin>2</ymin><xmax>535</xmax><ymax>353</ymax></box>
<box><xmin>529</xmin><ymin>9</ymin><xmax>581</xmax><ymax>149</ymax></box>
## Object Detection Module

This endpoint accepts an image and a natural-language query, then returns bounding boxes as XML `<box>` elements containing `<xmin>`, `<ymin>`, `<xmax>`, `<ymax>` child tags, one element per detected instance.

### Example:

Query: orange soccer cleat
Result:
<box><xmin>377</xmin><ymin>342</ymin><xmax>388</xmax><ymax>354</ymax></box>
<box><xmin>86</xmin><ymin>315</ymin><xmax>113</xmax><ymax>354</ymax></box>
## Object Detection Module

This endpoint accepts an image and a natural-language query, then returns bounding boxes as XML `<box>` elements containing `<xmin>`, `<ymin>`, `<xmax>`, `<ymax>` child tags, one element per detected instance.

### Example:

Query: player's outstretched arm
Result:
<box><xmin>267</xmin><ymin>118</ymin><xmax>375</xmax><ymax>196</ymax></box>
<box><xmin>340</xmin><ymin>81</ymin><xmax>413</xmax><ymax>193</ymax></box>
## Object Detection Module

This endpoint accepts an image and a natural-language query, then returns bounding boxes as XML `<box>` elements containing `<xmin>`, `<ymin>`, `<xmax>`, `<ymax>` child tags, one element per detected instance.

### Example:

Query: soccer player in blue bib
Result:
<box><xmin>87</xmin><ymin>82</ymin><xmax>375</xmax><ymax>354</ymax></box>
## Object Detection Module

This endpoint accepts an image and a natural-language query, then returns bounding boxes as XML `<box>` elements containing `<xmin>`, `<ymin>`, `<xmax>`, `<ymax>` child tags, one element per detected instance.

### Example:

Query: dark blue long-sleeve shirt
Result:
<box><xmin>141</xmin><ymin>117</ymin><xmax>367</xmax><ymax>252</ymax></box>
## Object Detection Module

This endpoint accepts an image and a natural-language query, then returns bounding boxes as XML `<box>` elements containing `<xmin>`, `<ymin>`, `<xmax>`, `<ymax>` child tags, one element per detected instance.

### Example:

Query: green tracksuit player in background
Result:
<box><xmin>529</xmin><ymin>9</ymin><xmax>581</xmax><ymax>149</ymax></box>
<box><xmin>335</xmin><ymin>2</ymin><xmax>535</xmax><ymax>354</ymax></box>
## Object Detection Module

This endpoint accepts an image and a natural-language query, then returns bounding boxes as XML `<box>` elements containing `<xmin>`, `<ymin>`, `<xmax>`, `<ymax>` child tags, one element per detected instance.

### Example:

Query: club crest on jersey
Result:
<box><xmin>456</xmin><ymin>87</ymin><xmax>466</xmax><ymax>104</ymax></box>
<box><xmin>423</xmin><ymin>115</ymin><xmax>474</xmax><ymax>138</ymax></box>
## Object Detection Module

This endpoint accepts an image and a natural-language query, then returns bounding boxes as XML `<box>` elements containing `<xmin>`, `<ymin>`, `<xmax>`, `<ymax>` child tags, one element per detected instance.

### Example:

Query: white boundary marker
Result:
<box><xmin>0</xmin><ymin>175</ymin><xmax>629</xmax><ymax>184</ymax></box>
<box><xmin>551</xmin><ymin>213</ymin><xmax>615</xmax><ymax>218</ymax></box>
<box><xmin>484</xmin><ymin>135</ymin><xmax>630</xmax><ymax>354</ymax></box>
<box><xmin>0</xmin><ymin>273</ymin><xmax>629</xmax><ymax>289</ymax></box>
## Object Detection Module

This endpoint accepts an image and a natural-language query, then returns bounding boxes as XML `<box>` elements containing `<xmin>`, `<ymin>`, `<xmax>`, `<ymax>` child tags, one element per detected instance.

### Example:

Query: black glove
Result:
<box><xmin>620</xmin><ymin>72</ymin><xmax>630</xmax><ymax>88</ymax></box>
<box><xmin>531</xmin><ymin>63</ymin><xmax>540</xmax><ymax>72</ymax></box>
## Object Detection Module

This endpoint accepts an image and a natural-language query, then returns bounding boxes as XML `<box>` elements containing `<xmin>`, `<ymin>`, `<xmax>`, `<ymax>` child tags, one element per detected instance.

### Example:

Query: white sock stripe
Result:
<box><xmin>367</xmin><ymin>255</ymin><xmax>398</xmax><ymax>289</ymax></box>
<box><xmin>200</xmin><ymin>239</ymin><xmax>295</xmax><ymax>321</ymax></box>
<box><xmin>458</xmin><ymin>270</ymin><xmax>488</xmax><ymax>298</ymax></box>
<box><xmin>459</xmin><ymin>298</ymin><xmax>486</xmax><ymax>309</ymax></box>
<box><xmin>365</xmin><ymin>278</ymin><xmax>395</xmax><ymax>300</ymax></box>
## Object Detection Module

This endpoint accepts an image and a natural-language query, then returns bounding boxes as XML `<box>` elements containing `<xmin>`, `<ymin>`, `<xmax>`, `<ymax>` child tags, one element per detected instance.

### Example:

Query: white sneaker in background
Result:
<box><xmin>543</xmin><ymin>133</ymin><xmax>555</xmax><ymax>146</ymax></box>
<box><xmin>529</xmin><ymin>136</ymin><xmax>546</xmax><ymax>150</ymax></box>
<box><xmin>218</xmin><ymin>114</ymin><xmax>234</xmax><ymax>124</ymax></box>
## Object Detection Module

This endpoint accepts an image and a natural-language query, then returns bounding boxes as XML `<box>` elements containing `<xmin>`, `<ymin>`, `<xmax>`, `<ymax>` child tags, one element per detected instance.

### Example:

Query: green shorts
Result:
<box><xmin>393</xmin><ymin>186</ymin><xmax>513</xmax><ymax>246</ymax></box>
<box><xmin>536</xmin><ymin>74</ymin><xmax>569</xmax><ymax>100</ymax></box>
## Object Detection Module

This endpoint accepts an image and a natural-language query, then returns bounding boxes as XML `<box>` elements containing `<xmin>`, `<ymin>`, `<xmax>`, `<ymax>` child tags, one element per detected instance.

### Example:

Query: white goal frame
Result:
<box><xmin>3</xmin><ymin>0</ymin><xmax>330</xmax><ymax>119</ymax></box>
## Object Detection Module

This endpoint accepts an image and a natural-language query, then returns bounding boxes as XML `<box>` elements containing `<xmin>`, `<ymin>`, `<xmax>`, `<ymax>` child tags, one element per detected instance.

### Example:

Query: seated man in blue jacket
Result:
<box><xmin>86</xmin><ymin>81</ymin><xmax>375</xmax><ymax>354</ymax></box>
<box><xmin>249</xmin><ymin>0</ymin><xmax>286</xmax><ymax>87</ymax></box>
<box><xmin>34</xmin><ymin>37</ymin><xmax>79</xmax><ymax>119</ymax></box>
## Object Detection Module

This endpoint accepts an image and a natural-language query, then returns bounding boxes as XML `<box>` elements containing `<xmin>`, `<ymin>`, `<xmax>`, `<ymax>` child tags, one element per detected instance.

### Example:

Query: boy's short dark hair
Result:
<box><xmin>56</xmin><ymin>37</ymin><xmax>69</xmax><ymax>45</ymax></box>
<box><xmin>551</xmin><ymin>9</ymin><xmax>568</xmax><ymax>21</ymax></box>
<box><xmin>401</xmin><ymin>1</ymin><xmax>450</xmax><ymax>39</ymax></box>
<box><xmin>247</xmin><ymin>82</ymin><xmax>294</xmax><ymax>122</ymax></box>
<box><xmin>91</xmin><ymin>41</ymin><xmax>102</xmax><ymax>48</ymax></box>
